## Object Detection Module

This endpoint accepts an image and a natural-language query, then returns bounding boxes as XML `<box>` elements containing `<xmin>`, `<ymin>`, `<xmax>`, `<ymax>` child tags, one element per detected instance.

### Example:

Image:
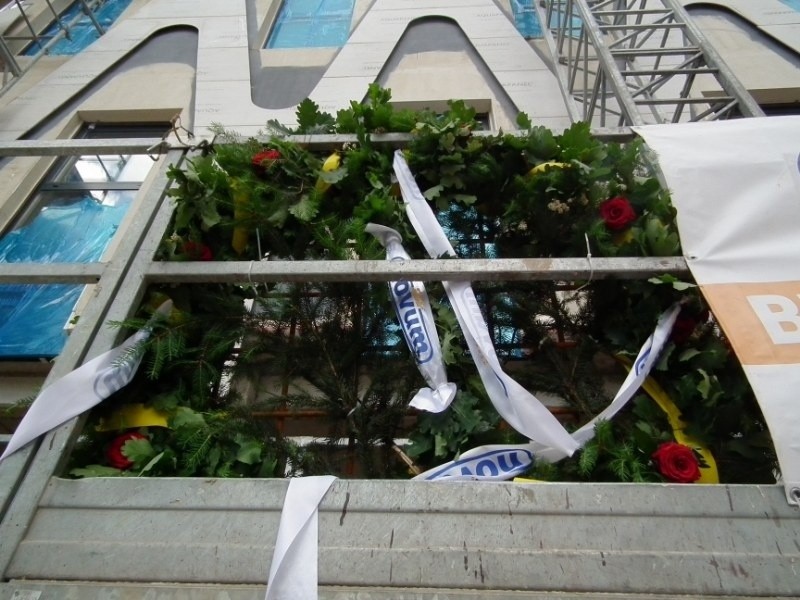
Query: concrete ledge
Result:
<box><xmin>5</xmin><ymin>479</ymin><xmax>799</xmax><ymax>596</ymax></box>
<box><xmin>0</xmin><ymin>581</ymin><xmax>794</xmax><ymax>600</ymax></box>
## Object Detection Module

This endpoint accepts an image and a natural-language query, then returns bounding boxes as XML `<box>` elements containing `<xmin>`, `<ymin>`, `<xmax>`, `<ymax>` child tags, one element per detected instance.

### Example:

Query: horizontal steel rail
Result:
<box><xmin>0</xmin><ymin>263</ymin><xmax>105</xmax><ymax>283</ymax></box>
<box><xmin>0</xmin><ymin>138</ymin><xmax>171</xmax><ymax>156</ymax></box>
<box><xmin>0</xmin><ymin>129</ymin><xmax>640</xmax><ymax>157</ymax></box>
<box><xmin>146</xmin><ymin>257</ymin><xmax>689</xmax><ymax>283</ymax></box>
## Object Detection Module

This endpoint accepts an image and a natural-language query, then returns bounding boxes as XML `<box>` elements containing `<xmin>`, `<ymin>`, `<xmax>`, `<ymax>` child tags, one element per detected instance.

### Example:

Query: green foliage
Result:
<box><xmin>67</xmin><ymin>85</ymin><xmax>776</xmax><ymax>484</ymax></box>
<box><xmin>407</xmin><ymin>389</ymin><xmax>500</xmax><ymax>459</ymax></box>
<box><xmin>295</xmin><ymin>98</ymin><xmax>336</xmax><ymax>133</ymax></box>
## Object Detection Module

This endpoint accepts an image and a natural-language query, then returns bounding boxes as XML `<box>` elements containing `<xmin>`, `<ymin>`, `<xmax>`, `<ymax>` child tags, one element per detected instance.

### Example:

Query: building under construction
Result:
<box><xmin>0</xmin><ymin>0</ymin><xmax>799</xmax><ymax>598</ymax></box>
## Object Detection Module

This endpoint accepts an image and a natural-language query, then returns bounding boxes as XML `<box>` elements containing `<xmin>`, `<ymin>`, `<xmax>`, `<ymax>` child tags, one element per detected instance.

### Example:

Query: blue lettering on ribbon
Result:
<box><xmin>392</xmin><ymin>280</ymin><xmax>434</xmax><ymax>364</ymax></box>
<box><xmin>493</xmin><ymin>371</ymin><xmax>509</xmax><ymax>397</ymax></box>
<box><xmin>475</xmin><ymin>459</ymin><xmax>499</xmax><ymax>476</ymax></box>
<box><xmin>634</xmin><ymin>347</ymin><xmax>651</xmax><ymax>376</ymax></box>
<box><xmin>424</xmin><ymin>448</ymin><xmax>534</xmax><ymax>481</ymax></box>
<box><xmin>92</xmin><ymin>359</ymin><xmax>136</xmax><ymax>397</ymax></box>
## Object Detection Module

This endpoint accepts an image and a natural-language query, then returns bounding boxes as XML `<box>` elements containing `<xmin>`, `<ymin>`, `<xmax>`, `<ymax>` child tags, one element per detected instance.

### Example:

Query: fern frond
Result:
<box><xmin>578</xmin><ymin>442</ymin><xmax>599</xmax><ymax>477</ymax></box>
<box><xmin>148</xmin><ymin>336</ymin><xmax>164</xmax><ymax>380</ymax></box>
<box><xmin>178</xmin><ymin>427</ymin><xmax>214</xmax><ymax>471</ymax></box>
<box><xmin>594</xmin><ymin>419</ymin><xmax>614</xmax><ymax>448</ymax></box>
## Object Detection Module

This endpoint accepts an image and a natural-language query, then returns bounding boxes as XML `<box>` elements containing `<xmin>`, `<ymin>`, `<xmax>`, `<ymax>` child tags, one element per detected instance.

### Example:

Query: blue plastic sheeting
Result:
<box><xmin>266</xmin><ymin>0</ymin><xmax>355</xmax><ymax>49</ymax></box>
<box><xmin>511</xmin><ymin>0</ymin><xmax>543</xmax><ymax>38</ymax></box>
<box><xmin>23</xmin><ymin>0</ymin><xmax>133</xmax><ymax>56</ymax></box>
<box><xmin>0</xmin><ymin>198</ymin><xmax>128</xmax><ymax>358</ymax></box>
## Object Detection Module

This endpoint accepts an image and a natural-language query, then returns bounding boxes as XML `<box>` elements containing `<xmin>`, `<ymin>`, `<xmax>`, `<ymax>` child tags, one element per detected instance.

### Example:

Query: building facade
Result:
<box><xmin>0</xmin><ymin>1</ymin><xmax>799</xmax><ymax>597</ymax></box>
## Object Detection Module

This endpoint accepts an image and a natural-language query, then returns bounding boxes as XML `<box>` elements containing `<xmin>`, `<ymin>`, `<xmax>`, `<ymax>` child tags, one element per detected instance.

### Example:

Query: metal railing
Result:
<box><xmin>0</xmin><ymin>134</ymin><xmax>691</xmax><ymax>577</ymax></box>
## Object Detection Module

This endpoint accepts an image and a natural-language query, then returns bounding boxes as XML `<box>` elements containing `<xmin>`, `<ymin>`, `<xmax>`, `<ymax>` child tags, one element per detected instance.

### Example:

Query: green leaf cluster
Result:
<box><xmin>66</xmin><ymin>86</ymin><xmax>776</xmax><ymax>484</ymax></box>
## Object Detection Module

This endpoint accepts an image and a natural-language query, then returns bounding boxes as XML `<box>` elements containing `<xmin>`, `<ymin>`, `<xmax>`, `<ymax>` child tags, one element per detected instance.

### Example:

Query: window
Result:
<box><xmin>266</xmin><ymin>0</ymin><xmax>355</xmax><ymax>49</ymax></box>
<box><xmin>510</xmin><ymin>0</ymin><xmax>544</xmax><ymax>39</ymax></box>
<box><xmin>0</xmin><ymin>123</ymin><xmax>167</xmax><ymax>359</ymax></box>
<box><xmin>23</xmin><ymin>0</ymin><xmax>134</xmax><ymax>57</ymax></box>
<box><xmin>512</xmin><ymin>0</ymin><xmax>582</xmax><ymax>40</ymax></box>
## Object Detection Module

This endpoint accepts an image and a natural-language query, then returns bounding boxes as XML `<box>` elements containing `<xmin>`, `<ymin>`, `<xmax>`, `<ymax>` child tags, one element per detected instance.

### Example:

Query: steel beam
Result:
<box><xmin>145</xmin><ymin>257</ymin><xmax>689</xmax><ymax>284</ymax></box>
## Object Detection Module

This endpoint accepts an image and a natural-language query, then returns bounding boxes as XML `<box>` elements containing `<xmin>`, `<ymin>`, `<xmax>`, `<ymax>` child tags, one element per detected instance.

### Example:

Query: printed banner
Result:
<box><xmin>635</xmin><ymin>116</ymin><xmax>800</xmax><ymax>505</ymax></box>
<box><xmin>0</xmin><ymin>301</ymin><xmax>172</xmax><ymax>462</ymax></box>
<box><xmin>266</xmin><ymin>476</ymin><xmax>336</xmax><ymax>600</ymax></box>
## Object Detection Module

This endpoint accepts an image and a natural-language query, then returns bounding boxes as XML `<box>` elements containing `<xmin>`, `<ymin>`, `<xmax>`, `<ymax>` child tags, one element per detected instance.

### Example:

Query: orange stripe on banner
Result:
<box><xmin>701</xmin><ymin>282</ymin><xmax>800</xmax><ymax>365</ymax></box>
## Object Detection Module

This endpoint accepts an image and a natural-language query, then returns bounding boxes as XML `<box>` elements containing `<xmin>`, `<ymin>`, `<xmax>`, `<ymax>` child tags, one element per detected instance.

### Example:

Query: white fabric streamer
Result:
<box><xmin>415</xmin><ymin>304</ymin><xmax>679</xmax><ymax>480</ymax></box>
<box><xmin>394</xmin><ymin>150</ymin><xmax>681</xmax><ymax>477</ymax></box>
<box><xmin>265</xmin><ymin>476</ymin><xmax>337</xmax><ymax>600</ymax></box>
<box><xmin>366</xmin><ymin>222</ymin><xmax>457</xmax><ymax>412</ymax></box>
<box><xmin>0</xmin><ymin>301</ymin><xmax>173</xmax><ymax>462</ymax></box>
<box><xmin>393</xmin><ymin>150</ymin><xmax>579</xmax><ymax>457</ymax></box>
<box><xmin>414</xmin><ymin>443</ymin><xmax>535</xmax><ymax>481</ymax></box>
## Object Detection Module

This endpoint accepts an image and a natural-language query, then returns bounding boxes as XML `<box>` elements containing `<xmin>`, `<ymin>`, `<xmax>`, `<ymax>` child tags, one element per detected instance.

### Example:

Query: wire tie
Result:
<box><xmin>574</xmin><ymin>233</ymin><xmax>594</xmax><ymax>293</ymax></box>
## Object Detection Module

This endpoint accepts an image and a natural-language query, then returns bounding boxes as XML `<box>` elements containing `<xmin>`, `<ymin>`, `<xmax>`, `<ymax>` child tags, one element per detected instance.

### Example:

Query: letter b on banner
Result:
<box><xmin>747</xmin><ymin>294</ymin><xmax>800</xmax><ymax>345</ymax></box>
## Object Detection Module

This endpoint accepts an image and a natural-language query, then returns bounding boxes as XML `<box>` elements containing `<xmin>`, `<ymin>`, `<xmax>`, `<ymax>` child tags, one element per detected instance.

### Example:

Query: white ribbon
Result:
<box><xmin>0</xmin><ymin>301</ymin><xmax>173</xmax><ymax>462</ymax></box>
<box><xmin>415</xmin><ymin>303</ymin><xmax>680</xmax><ymax>480</ymax></box>
<box><xmin>394</xmin><ymin>150</ymin><xmax>682</xmax><ymax>477</ymax></box>
<box><xmin>566</xmin><ymin>304</ymin><xmax>680</xmax><ymax>448</ymax></box>
<box><xmin>414</xmin><ymin>443</ymin><xmax>535</xmax><ymax>481</ymax></box>
<box><xmin>265</xmin><ymin>476</ymin><xmax>337</xmax><ymax>600</ymax></box>
<box><xmin>365</xmin><ymin>223</ymin><xmax>457</xmax><ymax>412</ymax></box>
<box><xmin>394</xmin><ymin>150</ymin><xmax>579</xmax><ymax>457</ymax></box>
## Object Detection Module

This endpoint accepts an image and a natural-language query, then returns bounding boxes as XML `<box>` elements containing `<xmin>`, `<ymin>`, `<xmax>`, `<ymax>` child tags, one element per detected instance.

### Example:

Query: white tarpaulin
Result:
<box><xmin>635</xmin><ymin>116</ymin><xmax>800</xmax><ymax>505</ymax></box>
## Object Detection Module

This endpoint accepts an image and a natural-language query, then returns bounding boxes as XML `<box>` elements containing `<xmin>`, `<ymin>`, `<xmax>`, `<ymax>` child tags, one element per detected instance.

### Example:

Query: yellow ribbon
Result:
<box><xmin>96</xmin><ymin>403</ymin><xmax>169</xmax><ymax>432</ymax></box>
<box><xmin>231</xmin><ymin>182</ymin><xmax>250</xmax><ymax>255</ymax></box>
<box><xmin>513</xmin><ymin>360</ymin><xmax>719</xmax><ymax>483</ymax></box>
<box><xmin>527</xmin><ymin>161</ymin><xmax>569</xmax><ymax>176</ymax></box>
<box><xmin>618</xmin><ymin>357</ymin><xmax>719</xmax><ymax>483</ymax></box>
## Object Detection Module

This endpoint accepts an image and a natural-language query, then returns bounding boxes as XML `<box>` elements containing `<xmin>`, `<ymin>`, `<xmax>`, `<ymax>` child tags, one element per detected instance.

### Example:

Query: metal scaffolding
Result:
<box><xmin>0</xmin><ymin>136</ymin><xmax>797</xmax><ymax>600</ymax></box>
<box><xmin>0</xmin><ymin>133</ymin><xmax>690</xmax><ymax>573</ymax></box>
<box><xmin>0</xmin><ymin>0</ymin><xmax>797</xmax><ymax>598</ymax></box>
<box><xmin>537</xmin><ymin>0</ymin><xmax>765</xmax><ymax>127</ymax></box>
<box><xmin>0</xmin><ymin>0</ymin><xmax>106</xmax><ymax>95</ymax></box>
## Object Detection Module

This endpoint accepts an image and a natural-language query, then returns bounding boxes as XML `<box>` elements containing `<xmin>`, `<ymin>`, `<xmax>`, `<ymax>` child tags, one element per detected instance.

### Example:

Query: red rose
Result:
<box><xmin>252</xmin><ymin>149</ymin><xmax>281</xmax><ymax>173</ymax></box>
<box><xmin>599</xmin><ymin>196</ymin><xmax>636</xmax><ymax>231</ymax></box>
<box><xmin>670</xmin><ymin>315</ymin><xmax>698</xmax><ymax>345</ymax></box>
<box><xmin>670</xmin><ymin>308</ymin><xmax>710</xmax><ymax>344</ymax></box>
<box><xmin>106</xmin><ymin>432</ymin><xmax>147</xmax><ymax>470</ymax></box>
<box><xmin>652</xmin><ymin>442</ymin><xmax>701</xmax><ymax>483</ymax></box>
<box><xmin>182</xmin><ymin>241</ymin><xmax>213</xmax><ymax>261</ymax></box>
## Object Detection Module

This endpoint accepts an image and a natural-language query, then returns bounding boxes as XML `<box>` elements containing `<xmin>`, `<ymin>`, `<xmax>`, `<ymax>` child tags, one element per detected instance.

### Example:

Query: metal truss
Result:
<box><xmin>537</xmin><ymin>0</ymin><xmax>764</xmax><ymax>127</ymax></box>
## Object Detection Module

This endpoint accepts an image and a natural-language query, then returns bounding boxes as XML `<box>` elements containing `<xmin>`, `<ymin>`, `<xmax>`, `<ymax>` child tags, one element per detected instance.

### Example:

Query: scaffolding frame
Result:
<box><xmin>1</xmin><ymin>134</ymin><xmax>799</xmax><ymax>599</ymax></box>
<box><xmin>0</xmin><ymin>0</ymin><xmax>106</xmax><ymax>95</ymax></box>
<box><xmin>537</xmin><ymin>0</ymin><xmax>765</xmax><ymax>127</ymax></box>
<box><xmin>0</xmin><ymin>133</ymin><xmax>692</xmax><ymax>574</ymax></box>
